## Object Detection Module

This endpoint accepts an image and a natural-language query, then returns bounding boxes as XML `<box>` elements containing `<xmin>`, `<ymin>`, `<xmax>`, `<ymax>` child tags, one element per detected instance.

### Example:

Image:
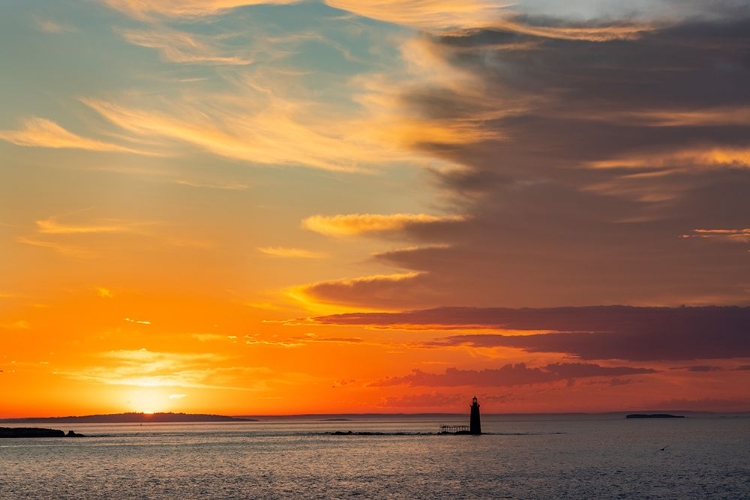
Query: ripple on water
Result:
<box><xmin>0</xmin><ymin>417</ymin><xmax>749</xmax><ymax>499</ymax></box>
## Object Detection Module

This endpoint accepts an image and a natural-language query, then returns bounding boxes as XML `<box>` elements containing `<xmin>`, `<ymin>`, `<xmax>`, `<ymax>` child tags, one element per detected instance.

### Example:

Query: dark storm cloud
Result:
<box><xmin>313</xmin><ymin>12</ymin><xmax>750</xmax><ymax>309</ymax></box>
<box><xmin>672</xmin><ymin>365</ymin><xmax>724</xmax><ymax>372</ymax></box>
<box><xmin>313</xmin><ymin>306</ymin><xmax>750</xmax><ymax>361</ymax></box>
<box><xmin>374</xmin><ymin>362</ymin><xmax>656</xmax><ymax>388</ymax></box>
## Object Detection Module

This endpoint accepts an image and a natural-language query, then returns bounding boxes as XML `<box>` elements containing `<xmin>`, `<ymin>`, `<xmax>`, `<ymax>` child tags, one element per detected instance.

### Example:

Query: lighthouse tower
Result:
<box><xmin>470</xmin><ymin>396</ymin><xmax>481</xmax><ymax>435</ymax></box>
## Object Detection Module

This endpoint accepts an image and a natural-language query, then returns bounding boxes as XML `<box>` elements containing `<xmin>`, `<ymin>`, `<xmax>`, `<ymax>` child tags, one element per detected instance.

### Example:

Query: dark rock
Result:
<box><xmin>66</xmin><ymin>430</ymin><xmax>84</xmax><ymax>437</ymax></box>
<box><xmin>626</xmin><ymin>414</ymin><xmax>685</xmax><ymax>419</ymax></box>
<box><xmin>0</xmin><ymin>427</ymin><xmax>66</xmax><ymax>438</ymax></box>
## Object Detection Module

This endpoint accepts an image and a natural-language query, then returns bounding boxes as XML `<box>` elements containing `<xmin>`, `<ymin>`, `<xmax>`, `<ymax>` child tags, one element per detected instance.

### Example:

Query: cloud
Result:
<box><xmin>305</xmin><ymin>13</ymin><xmax>750</xmax><ymax>308</ymax></box>
<box><xmin>36</xmin><ymin>215</ymin><xmax>155</xmax><ymax>235</ymax></box>
<box><xmin>607</xmin><ymin>107</ymin><xmax>750</xmax><ymax>128</ymax></box>
<box><xmin>15</xmin><ymin>212</ymin><xmax>209</xmax><ymax>258</ymax></box>
<box><xmin>302</xmin><ymin>213</ymin><xmax>465</xmax><ymax>237</ymax></box>
<box><xmin>681</xmin><ymin>229</ymin><xmax>750</xmax><ymax>244</ymax></box>
<box><xmin>16</xmin><ymin>236</ymin><xmax>94</xmax><ymax>258</ymax></box>
<box><xmin>486</xmin><ymin>18</ymin><xmax>655</xmax><ymax>42</ymax></box>
<box><xmin>97</xmin><ymin>288</ymin><xmax>114</xmax><ymax>299</ymax></box>
<box><xmin>124</xmin><ymin>318</ymin><xmax>151</xmax><ymax>325</ymax></box>
<box><xmin>589</xmin><ymin>148</ymin><xmax>750</xmax><ymax>170</ymax></box>
<box><xmin>0</xmin><ymin>320</ymin><xmax>31</xmax><ymax>330</ymax></box>
<box><xmin>0</xmin><ymin>117</ymin><xmax>149</xmax><ymax>154</ymax></box>
<box><xmin>120</xmin><ymin>28</ymin><xmax>254</xmax><ymax>65</ymax></box>
<box><xmin>103</xmin><ymin>0</ymin><xmax>300</xmax><ymax>19</ymax></box>
<box><xmin>244</xmin><ymin>335</ymin><xmax>305</xmax><ymax>348</ymax></box>
<box><xmin>379</xmin><ymin>391</ymin><xmax>470</xmax><ymax>408</ymax></box>
<box><xmin>314</xmin><ymin>306</ymin><xmax>750</xmax><ymax>362</ymax></box>
<box><xmin>672</xmin><ymin>365</ymin><xmax>723</xmax><ymax>372</ymax></box>
<box><xmin>70</xmin><ymin>348</ymin><xmax>228</xmax><ymax>389</ymax></box>
<box><xmin>375</xmin><ymin>362</ymin><xmax>656</xmax><ymax>387</ymax></box>
<box><xmin>292</xmin><ymin>272</ymin><xmax>428</xmax><ymax>309</ymax></box>
<box><xmin>327</xmin><ymin>1</ymin><xmax>654</xmax><ymax>39</ymax></box>
<box><xmin>81</xmin><ymin>95</ymin><xmax>410</xmax><ymax>172</ymax></box>
<box><xmin>258</xmin><ymin>247</ymin><xmax>326</xmax><ymax>259</ymax></box>
<box><xmin>609</xmin><ymin>378</ymin><xmax>633</xmax><ymax>387</ymax></box>
<box><xmin>173</xmin><ymin>180</ymin><xmax>250</xmax><ymax>191</ymax></box>
<box><xmin>34</xmin><ymin>17</ymin><xmax>77</xmax><ymax>34</ymax></box>
<box><xmin>325</xmin><ymin>0</ymin><xmax>511</xmax><ymax>31</ymax></box>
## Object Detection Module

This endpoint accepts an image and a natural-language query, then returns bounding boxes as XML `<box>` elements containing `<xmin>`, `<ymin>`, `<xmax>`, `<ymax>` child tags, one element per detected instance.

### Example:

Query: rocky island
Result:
<box><xmin>626</xmin><ymin>414</ymin><xmax>685</xmax><ymax>419</ymax></box>
<box><xmin>0</xmin><ymin>412</ymin><xmax>256</xmax><ymax>424</ymax></box>
<box><xmin>0</xmin><ymin>427</ymin><xmax>84</xmax><ymax>438</ymax></box>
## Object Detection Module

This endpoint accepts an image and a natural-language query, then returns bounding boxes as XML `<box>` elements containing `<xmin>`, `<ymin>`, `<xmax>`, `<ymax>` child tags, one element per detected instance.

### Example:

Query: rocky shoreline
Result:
<box><xmin>0</xmin><ymin>427</ymin><xmax>84</xmax><ymax>438</ymax></box>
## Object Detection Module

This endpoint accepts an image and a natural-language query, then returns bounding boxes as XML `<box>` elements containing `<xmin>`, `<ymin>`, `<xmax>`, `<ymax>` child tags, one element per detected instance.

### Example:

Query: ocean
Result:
<box><xmin>1</xmin><ymin>414</ymin><xmax>748</xmax><ymax>499</ymax></box>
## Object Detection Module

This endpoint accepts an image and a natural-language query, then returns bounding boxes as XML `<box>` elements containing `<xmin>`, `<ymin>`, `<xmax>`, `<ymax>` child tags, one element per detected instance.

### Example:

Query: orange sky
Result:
<box><xmin>1</xmin><ymin>0</ymin><xmax>750</xmax><ymax>417</ymax></box>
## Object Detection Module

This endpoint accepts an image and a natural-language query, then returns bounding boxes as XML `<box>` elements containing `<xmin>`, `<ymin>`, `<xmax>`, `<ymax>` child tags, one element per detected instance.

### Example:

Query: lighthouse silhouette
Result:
<box><xmin>470</xmin><ymin>396</ymin><xmax>481</xmax><ymax>435</ymax></box>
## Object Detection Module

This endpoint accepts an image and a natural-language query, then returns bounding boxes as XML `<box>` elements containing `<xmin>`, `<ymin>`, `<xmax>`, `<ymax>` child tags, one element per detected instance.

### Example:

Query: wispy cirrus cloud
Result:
<box><xmin>258</xmin><ymin>247</ymin><xmax>326</xmax><ymax>259</ymax></box>
<box><xmin>0</xmin><ymin>320</ymin><xmax>31</xmax><ymax>330</ymax></box>
<box><xmin>681</xmin><ymin>228</ymin><xmax>750</xmax><ymax>243</ymax></box>
<box><xmin>589</xmin><ymin>147</ymin><xmax>750</xmax><ymax>170</ymax></box>
<box><xmin>326</xmin><ymin>0</ymin><xmax>511</xmax><ymax>31</ymax></box>
<box><xmin>81</xmin><ymin>95</ymin><xmax>411</xmax><ymax>172</ymax></box>
<box><xmin>120</xmin><ymin>28</ymin><xmax>254</xmax><ymax>65</ymax></box>
<box><xmin>604</xmin><ymin>107</ymin><xmax>750</xmax><ymax>128</ymax></box>
<box><xmin>302</xmin><ymin>213</ymin><xmax>465</xmax><ymax>237</ymax></box>
<box><xmin>69</xmin><ymin>348</ymin><xmax>229</xmax><ymax>388</ymax></box>
<box><xmin>33</xmin><ymin>16</ymin><xmax>77</xmax><ymax>34</ymax></box>
<box><xmin>328</xmin><ymin>1</ymin><xmax>656</xmax><ymax>40</ymax></box>
<box><xmin>16</xmin><ymin>236</ymin><xmax>95</xmax><ymax>258</ymax></box>
<box><xmin>35</xmin><ymin>215</ymin><xmax>156</xmax><ymax>235</ymax></box>
<box><xmin>102</xmin><ymin>0</ymin><xmax>300</xmax><ymax>19</ymax></box>
<box><xmin>15</xmin><ymin>212</ymin><xmax>207</xmax><ymax>258</ymax></box>
<box><xmin>0</xmin><ymin>117</ymin><xmax>149</xmax><ymax>155</ymax></box>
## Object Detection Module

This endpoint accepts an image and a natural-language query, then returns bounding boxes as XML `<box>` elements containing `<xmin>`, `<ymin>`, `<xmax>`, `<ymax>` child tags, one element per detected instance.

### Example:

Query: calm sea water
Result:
<box><xmin>1</xmin><ymin>414</ymin><xmax>748</xmax><ymax>499</ymax></box>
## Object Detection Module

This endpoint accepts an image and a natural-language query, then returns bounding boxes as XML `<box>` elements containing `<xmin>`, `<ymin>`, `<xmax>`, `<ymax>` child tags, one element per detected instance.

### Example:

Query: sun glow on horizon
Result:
<box><xmin>125</xmin><ymin>389</ymin><xmax>171</xmax><ymax>415</ymax></box>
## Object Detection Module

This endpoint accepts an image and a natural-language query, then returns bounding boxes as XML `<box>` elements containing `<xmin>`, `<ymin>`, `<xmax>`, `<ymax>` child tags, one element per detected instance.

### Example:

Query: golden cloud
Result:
<box><xmin>121</xmin><ymin>28</ymin><xmax>253</xmax><ymax>65</ymax></box>
<box><xmin>36</xmin><ymin>216</ymin><xmax>155</xmax><ymax>235</ymax></box>
<box><xmin>491</xmin><ymin>19</ymin><xmax>655</xmax><ymax>41</ymax></box>
<box><xmin>0</xmin><ymin>117</ymin><xmax>148</xmax><ymax>154</ymax></box>
<box><xmin>326</xmin><ymin>0</ymin><xmax>653</xmax><ymax>39</ymax></box>
<box><xmin>34</xmin><ymin>17</ymin><xmax>77</xmax><ymax>34</ymax></box>
<box><xmin>681</xmin><ymin>229</ymin><xmax>750</xmax><ymax>243</ymax></box>
<box><xmin>302</xmin><ymin>213</ymin><xmax>466</xmax><ymax>236</ymax></box>
<box><xmin>258</xmin><ymin>247</ymin><xmax>326</xmax><ymax>259</ymax></box>
<box><xmin>82</xmin><ymin>97</ymin><xmax>410</xmax><ymax>172</ymax></box>
<box><xmin>15</xmin><ymin>236</ymin><xmax>95</xmax><ymax>258</ymax></box>
<box><xmin>612</xmin><ymin>107</ymin><xmax>750</xmax><ymax>128</ymax></box>
<box><xmin>103</xmin><ymin>0</ymin><xmax>300</xmax><ymax>19</ymax></box>
<box><xmin>290</xmin><ymin>272</ymin><xmax>423</xmax><ymax>311</ymax></box>
<box><xmin>66</xmin><ymin>349</ymin><xmax>228</xmax><ymax>388</ymax></box>
<box><xmin>590</xmin><ymin>147</ymin><xmax>750</xmax><ymax>170</ymax></box>
<box><xmin>326</xmin><ymin>0</ymin><xmax>511</xmax><ymax>31</ymax></box>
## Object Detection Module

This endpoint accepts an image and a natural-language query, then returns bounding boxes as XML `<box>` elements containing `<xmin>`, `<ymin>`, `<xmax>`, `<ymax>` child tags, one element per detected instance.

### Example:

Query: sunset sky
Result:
<box><xmin>2</xmin><ymin>0</ymin><xmax>750</xmax><ymax>417</ymax></box>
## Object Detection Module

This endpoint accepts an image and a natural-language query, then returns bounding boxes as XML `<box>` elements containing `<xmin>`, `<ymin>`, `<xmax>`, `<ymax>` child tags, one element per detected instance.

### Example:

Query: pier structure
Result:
<box><xmin>439</xmin><ymin>425</ymin><xmax>470</xmax><ymax>434</ymax></box>
<box><xmin>438</xmin><ymin>397</ymin><xmax>483</xmax><ymax>435</ymax></box>
<box><xmin>470</xmin><ymin>396</ymin><xmax>481</xmax><ymax>435</ymax></box>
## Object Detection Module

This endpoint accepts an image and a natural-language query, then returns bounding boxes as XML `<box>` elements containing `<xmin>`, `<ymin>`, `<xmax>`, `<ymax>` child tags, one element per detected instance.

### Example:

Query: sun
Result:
<box><xmin>126</xmin><ymin>389</ymin><xmax>169</xmax><ymax>414</ymax></box>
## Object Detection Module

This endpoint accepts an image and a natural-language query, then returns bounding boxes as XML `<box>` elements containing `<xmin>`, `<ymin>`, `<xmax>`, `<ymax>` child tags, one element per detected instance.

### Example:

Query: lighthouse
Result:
<box><xmin>470</xmin><ymin>396</ymin><xmax>481</xmax><ymax>435</ymax></box>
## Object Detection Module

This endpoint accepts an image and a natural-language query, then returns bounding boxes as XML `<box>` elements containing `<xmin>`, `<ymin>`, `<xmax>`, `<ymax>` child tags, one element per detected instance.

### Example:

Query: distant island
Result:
<box><xmin>626</xmin><ymin>414</ymin><xmax>685</xmax><ymax>419</ymax></box>
<box><xmin>0</xmin><ymin>412</ymin><xmax>257</xmax><ymax>424</ymax></box>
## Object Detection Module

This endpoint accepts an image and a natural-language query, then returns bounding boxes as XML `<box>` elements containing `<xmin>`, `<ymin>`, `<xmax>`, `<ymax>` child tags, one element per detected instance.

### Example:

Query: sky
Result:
<box><xmin>1</xmin><ymin>0</ymin><xmax>749</xmax><ymax>417</ymax></box>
